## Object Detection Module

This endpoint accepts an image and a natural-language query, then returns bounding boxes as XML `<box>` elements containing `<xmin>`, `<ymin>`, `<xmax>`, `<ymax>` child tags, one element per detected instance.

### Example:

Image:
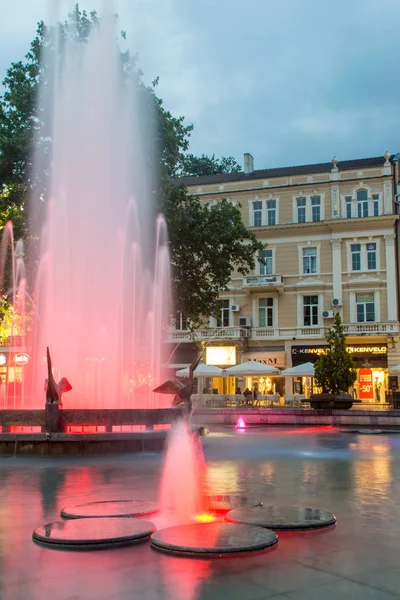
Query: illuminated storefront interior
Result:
<box><xmin>291</xmin><ymin>344</ymin><xmax>388</xmax><ymax>402</ymax></box>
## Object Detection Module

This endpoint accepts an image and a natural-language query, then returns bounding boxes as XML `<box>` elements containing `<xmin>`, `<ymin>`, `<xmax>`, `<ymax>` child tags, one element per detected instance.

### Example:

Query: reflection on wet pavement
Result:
<box><xmin>1</xmin><ymin>426</ymin><xmax>400</xmax><ymax>599</ymax></box>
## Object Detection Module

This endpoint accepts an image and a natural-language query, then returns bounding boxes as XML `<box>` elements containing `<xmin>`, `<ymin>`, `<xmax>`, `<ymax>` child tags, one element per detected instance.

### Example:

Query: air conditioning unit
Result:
<box><xmin>231</xmin><ymin>304</ymin><xmax>240</xmax><ymax>312</ymax></box>
<box><xmin>322</xmin><ymin>310</ymin><xmax>334</xmax><ymax>319</ymax></box>
<box><xmin>332</xmin><ymin>298</ymin><xmax>342</xmax><ymax>307</ymax></box>
<box><xmin>239</xmin><ymin>316</ymin><xmax>252</xmax><ymax>328</ymax></box>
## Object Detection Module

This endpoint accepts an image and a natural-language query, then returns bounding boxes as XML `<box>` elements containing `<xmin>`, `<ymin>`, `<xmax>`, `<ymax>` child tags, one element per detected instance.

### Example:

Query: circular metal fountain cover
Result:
<box><xmin>206</xmin><ymin>494</ymin><xmax>263</xmax><ymax>514</ymax></box>
<box><xmin>150</xmin><ymin>523</ymin><xmax>278</xmax><ymax>557</ymax></box>
<box><xmin>33</xmin><ymin>517</ymin><xmax>156</xmax><ymax>549</ymax></box>
<box><xmin>225</xmin><ymin>506</ymin><xmax>336</xmax><ymax>531</ymax></box>
<box><xmin>60</xmin><ymin>500</ymin><xmax>158</xmax><ymax>519</ymax></box>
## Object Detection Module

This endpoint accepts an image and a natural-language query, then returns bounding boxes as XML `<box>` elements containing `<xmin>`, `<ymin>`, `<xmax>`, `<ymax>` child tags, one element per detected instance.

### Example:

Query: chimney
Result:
<box><xmin>244</xmin><ymin>153</ymin><xmax>254</xmax><ymax>175</ymax></box>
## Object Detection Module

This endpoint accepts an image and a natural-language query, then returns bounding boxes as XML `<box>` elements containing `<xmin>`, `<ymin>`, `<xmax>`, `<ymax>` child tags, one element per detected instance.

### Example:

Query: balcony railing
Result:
<box><xmin>167</xmin><ymin>327</ymin><xmax>250</xmax><ymax>343</ymax></box>
<box><xmin>343</xmin><ymin>323</ymin><xmax>400</xmax><ymax>335</ymax></box>
<box><xmin>242</xmin><ymin>274</ymin><xmax>284</xmax><ymax>291</ymax></box>
<box><xmin>167</xmin><ymin>322</ymin><xmax>399</xmax><ymax>342</ymax></box>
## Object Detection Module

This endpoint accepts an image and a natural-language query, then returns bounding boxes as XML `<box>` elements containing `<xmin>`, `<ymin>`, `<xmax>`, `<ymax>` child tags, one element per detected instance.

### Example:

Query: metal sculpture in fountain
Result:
<box><xmin>45</xmin><ymin>347</ymin><xmax>72</xmax><ymax>406</ymax></box>
<box><xmin>153</xmin><ymin>353</ymin><xmax>202</xmax><ymax>420</ymax></box>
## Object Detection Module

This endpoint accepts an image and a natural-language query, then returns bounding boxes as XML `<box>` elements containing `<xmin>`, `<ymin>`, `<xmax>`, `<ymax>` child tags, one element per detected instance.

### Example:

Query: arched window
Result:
<box><xmin>356</xmin><ymin>190</ymin><xmax>368</xmax><ymax>218</ymax></box>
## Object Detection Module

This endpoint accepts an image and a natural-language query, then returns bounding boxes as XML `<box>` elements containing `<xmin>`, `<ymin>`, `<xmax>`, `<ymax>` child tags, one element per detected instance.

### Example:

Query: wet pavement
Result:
<box><xmin>2</xmin><ymin>425</ymin><xmax>400</xmax><ymax>599</ymax></box>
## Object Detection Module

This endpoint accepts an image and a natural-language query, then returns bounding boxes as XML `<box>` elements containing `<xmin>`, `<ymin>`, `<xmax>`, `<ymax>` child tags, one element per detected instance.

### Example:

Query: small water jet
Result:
<box><xmin>236</xmin><ymin>417</ymin><xmax>247</xmax><ymax>429</ymax></box>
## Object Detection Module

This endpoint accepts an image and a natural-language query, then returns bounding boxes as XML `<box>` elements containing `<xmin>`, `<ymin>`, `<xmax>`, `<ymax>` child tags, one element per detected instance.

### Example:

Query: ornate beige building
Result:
<box><xmin>168</xmin><ymin>152</ymin><xmax>400</xmax><ymax>401</ymax></box>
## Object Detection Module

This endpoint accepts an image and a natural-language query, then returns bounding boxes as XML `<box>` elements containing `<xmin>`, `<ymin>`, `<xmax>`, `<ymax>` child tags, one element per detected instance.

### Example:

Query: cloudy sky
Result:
<box><xmin>1</xmin><ymin>0</ymin><xmax>399</xmax><ymax>170</ymax></box>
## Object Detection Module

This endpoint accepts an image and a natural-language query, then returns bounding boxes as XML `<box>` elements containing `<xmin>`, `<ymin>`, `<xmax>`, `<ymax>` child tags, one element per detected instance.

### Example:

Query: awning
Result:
<box><xmin>224</xmin><ymin>361</ymin><xmax>280</xmax><ymax>376</ymax></box>
<box><xmin>176</xmin><ymin>363</ymin><xmax>225</xmax><ymax>378</ymax></box>
<box><xmin>281</xmin><ymin>362</ymin><xmax>315</xmax><ymax>377</ymax></box>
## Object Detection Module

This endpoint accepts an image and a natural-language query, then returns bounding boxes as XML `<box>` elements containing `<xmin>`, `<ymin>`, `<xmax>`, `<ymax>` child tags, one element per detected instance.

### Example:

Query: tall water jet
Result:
<box><xmin>27</xmin><ymin>5</ymin><xmax>170</xmax><ymax>408</ymax></box>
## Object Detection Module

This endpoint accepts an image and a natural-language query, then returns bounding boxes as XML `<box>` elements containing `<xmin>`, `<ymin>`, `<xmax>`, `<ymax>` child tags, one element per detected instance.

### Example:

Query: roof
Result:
<box><xmin>178</xmin><ymin>156</ymin><xmax>392</xmax><ymax>187</ymax></box>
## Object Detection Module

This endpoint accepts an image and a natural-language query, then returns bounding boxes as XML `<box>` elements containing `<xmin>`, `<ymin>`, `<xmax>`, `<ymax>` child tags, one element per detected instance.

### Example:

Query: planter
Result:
<box><xmin>309</xmin><ymin>393</ymin><xmax>354</xmax><ymax>410</ymax></box>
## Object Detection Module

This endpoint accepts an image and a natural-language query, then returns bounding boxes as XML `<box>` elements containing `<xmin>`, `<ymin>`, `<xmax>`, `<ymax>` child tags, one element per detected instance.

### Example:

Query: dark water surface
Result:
<box><xmin>1</xmin><ymin>425</ymin><xmax>400</xmax><ymax>600</ymax></box>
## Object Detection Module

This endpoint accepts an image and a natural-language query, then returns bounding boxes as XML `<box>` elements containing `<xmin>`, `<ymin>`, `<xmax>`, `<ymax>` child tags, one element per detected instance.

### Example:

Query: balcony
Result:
<box><xmin>343</xmin><ymin>323</ymin><xmax>400</xmax><ymax>336</ymax></box>
<box><xmin>166</xmin><ymin>327</ymin><xmax>250</xmax><ymax>343</ymax></box>
<box><xmin>252</xmin><ymin>327</ymin><xmax>326</xmax><ymax>340</ymax></box>
<box><xmin>167</xmin><ymin>322</ymin><xmax>400</xmax><ymax>343</ymax></box>
<box><xmin>242</xmin><ymin>274</ymin><xmax>284</xmax><ymax>292</ymax></box>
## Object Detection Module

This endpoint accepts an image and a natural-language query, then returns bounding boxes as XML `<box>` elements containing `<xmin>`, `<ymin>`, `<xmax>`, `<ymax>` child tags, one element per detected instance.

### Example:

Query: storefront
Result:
<box><xmin>205</xmin><ymin>345</ymin><xmax>237</xmax><ymax>394</ymax></box>
<box><xmin>241</xmin><ymin>349</ymin><xmax>286</xmax><ymax>396</ymax></box>
<box><xmin>290</xmin><ymin>344</ymin><xmax>388</xmax><ymax>403</ymax></box>
<box><xmin>0</xmin><ymin>351</ymin><xmax>30</xmax><ymax>408</ymax></box>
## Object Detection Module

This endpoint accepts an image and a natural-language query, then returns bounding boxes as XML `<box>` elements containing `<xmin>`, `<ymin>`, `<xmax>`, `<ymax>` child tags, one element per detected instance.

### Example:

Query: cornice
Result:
<box><xmin>249</xmin><ymin>214</ymin><xmax>398</xmax><ymax>236</ymax></box>
<box><xmin>188</xmin><ymin>174</ymin><xmax>393</xmax><ymax>198</ymax></box>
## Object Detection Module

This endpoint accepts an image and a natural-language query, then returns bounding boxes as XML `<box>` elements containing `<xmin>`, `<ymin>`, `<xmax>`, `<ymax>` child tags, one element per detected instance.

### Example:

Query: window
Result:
<box><xmin>258</xmin><ymin>249</ymin><xmax>273</xmax><ymax>275</ymax></box>
<box><xmin>357</xmin><ymin>190</ymin><xmax>368</xmax><ymax>218</ymax></box>
<box><xmin>356</xmin><ymin>292</ymin><xmax>375</xmax><ymax>323</ymax></box>
<box><xmin>373</xmin><ymin>194</ymin><xmax>379</xmax><ymax>217</ymax></box>
<box><xmin>267</xmin><ymin>200</ymin><xmax>276</xmax><ymax>225</ymax></box>
<box><xmin>345</xmin><ymin>196</ymin><xmax>352</xmax><ymax>218</ymax></box>
<box><xmin>173</xmin><ymin>312</ymin><xmax>187</xmax><ymax>330</ymax></box>
<box><xmin>216</xmin><ymin>299</ymin><xmax>230</xmax><ymax>328</ymax></box>
<box><xmin>303</xmin><ymin>296</ymin><xmax>319</xmax><ymax>326</ymax></box>
<box><xmin>367</xmin><ymin>243</ymin><xmax>377</xmax><ymax>270</ymax></box>
<box><xmin>351</xmin><ymin>244</ymin><xmax>361</xmax><ymax>271</ymax></box>
<box><xmin>259</xmin><ymin>298</ymin><xmax>273</xmax><ymax>327</ymax></box>
<box><xmin>311</xmin><ymin>196</ymin><xmax>321</xmax><ymax>222</ymax></box>
<box><xmin>297</xmin><ymin>198</ymin><xmax>306</xmax><ymax>223</ymax></box>
<box><xmin>303</xmin><ymin>247</ymin><xmax>317</xmax><ymax>274</ymax></box>
<box><xmin>349</xmin><ymin>241</ymin><xmax>379</xmax><ymax>272</ymax></box>
<box><xmin>253</xmin><ymin>201</ymin><xmax>262</xmax><ymax>226</ymax></box>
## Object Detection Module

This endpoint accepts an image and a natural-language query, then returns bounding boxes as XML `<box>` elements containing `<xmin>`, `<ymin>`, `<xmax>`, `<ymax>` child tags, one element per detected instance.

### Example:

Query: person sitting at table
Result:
<box><xmin>243</xmin><ymin>388</ymin><xmax>252</xmax><ymax>405</ymax></box>
<box><xmin>235</xmin><ymin>386</ymin><xmax>242</xmax><ymax>394</ymax></box>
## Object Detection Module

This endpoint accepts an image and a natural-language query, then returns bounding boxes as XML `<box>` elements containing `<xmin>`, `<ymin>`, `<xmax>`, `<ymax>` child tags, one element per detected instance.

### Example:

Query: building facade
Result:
<box><xmin>167</xmin><ymin>152</ymin><xmax>400</xmax><ymax>402</ymax></box>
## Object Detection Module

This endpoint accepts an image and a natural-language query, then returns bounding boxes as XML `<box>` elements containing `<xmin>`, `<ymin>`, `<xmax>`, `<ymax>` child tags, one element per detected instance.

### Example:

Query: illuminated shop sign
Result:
<box><xmin>14</xmin><ymin>353</ymin><xmax>29</xmax><ymax>366</ymax></box>
<box><xmin>0</xmin><ymin>354</ymin><xmax>6</xmax><ymax>366</ymax></box>
<box><xmin>206</xmin><ymin>346</ymin><xmax>236</xmax><ymax>366</ymax></box>
<box><xmin>292</xmin><ymin>345</ymin><xmax>387</xmax><ymax>356</ymax></box>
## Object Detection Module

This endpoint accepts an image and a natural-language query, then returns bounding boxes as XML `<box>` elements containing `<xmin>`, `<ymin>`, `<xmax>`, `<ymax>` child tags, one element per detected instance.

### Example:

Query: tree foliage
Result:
<box><xmin>179</xmin><ymin>153</ymin><xmax>241</xmax><ymax>177</ymax></box>
<box><xmin>0</xmin><ymin>3</ymin><xmax>264</xmax><ymax>324</ymax></box>
<box><xmin>314</xmin><ymin>313</ymin><xmax>357</xmax><ymax>394</ymax></box>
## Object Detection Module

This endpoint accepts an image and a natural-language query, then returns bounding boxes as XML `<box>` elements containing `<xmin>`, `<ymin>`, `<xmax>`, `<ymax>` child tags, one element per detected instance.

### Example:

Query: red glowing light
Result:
<box><xmin>236</xmin><ymin>417</ymin><xmax>246</xmax><ymax>429</ymax></box>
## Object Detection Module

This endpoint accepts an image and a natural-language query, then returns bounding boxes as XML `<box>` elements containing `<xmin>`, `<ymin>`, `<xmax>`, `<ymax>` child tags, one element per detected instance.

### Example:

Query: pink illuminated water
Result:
<box><xmin>19</xmin><ymin>6</ymin><xmax>171</xmax><ymax>408</ymax></box>
<box><xmin>236</xmin><ymin>417</ymin><xmax>246</xmax><ymax>429</ymax></box>
<box><xmin>159</xmin><ymin>420</ymin><xmax>207</xmax><ymax>525</ymax></box>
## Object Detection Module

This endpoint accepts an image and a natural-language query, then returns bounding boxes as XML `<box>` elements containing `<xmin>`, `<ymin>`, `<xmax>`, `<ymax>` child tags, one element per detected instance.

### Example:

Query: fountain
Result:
<box><xmin>23</xmin><ymin>5</ymin><xmax>171</xmax><ymax>410</ymax></box>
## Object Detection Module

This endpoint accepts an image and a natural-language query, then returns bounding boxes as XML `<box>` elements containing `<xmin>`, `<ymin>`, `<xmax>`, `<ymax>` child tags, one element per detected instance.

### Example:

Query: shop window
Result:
<box><xmin>216</xmin><ymin>299</ymin><xmax>230</xmax><ymax>328</ymax></box>
<box><xmin>258</xmin><ymin>250</ymin><xmax>273</xmax><ymax>275</ymax></box>
<box><xmin>303</xmin><ymin>296</ymin><xmax>319</xmax><ymax>326</ymax></box>
<box><xmin>259</xmin><ymin>298</ymin><xmax>273</xmax><ymax>327</ymax></box>
<box><xmin>253</xmin><ymin>201</ymin><xmax>262</xmax><ymax>226</ymax></box>
<box><xmin>356</xmin><ymin>292</ymin><xmax>375</xmax><ymax>322</ymax></box>
<box><xmin>302</xmin><ymin>247</ymin><xmax>317</xmax><ymax>274</ymax></box>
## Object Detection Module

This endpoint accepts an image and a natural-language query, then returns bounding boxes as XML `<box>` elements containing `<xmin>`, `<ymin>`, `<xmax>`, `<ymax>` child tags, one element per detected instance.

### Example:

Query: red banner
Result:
<box><xmin>358</xmin><ymin>368</ymin><xmax>373</xmax><ymax>399</ymax></box>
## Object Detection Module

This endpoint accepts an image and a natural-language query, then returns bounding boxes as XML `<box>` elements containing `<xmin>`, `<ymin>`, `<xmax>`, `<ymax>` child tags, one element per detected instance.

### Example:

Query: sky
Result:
<box><xmin>1</xmin><ymin>0</ymin><xmax>400</xmax><ymax>171</ymax></box>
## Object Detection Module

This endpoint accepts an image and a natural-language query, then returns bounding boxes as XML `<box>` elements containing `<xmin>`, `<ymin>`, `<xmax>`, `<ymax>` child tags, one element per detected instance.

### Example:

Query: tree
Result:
<box><xmin>166</xmin><ymin>190</ymin><xmax>265</xmax><ymax>326</ymax></box>
<box><xmin>0</xmin><ymin>4</ymin><xmax>265</xmax><ymax>325</ymax></box>
<box><xmin>180</xmin><ymin>153</ymin><xmax>241</xmax><ymax>177</ymax></box>
<box><xmin>314</xmin><ymin>313</ymin><xmax>357</xmax><ymax>394</ymax></box>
